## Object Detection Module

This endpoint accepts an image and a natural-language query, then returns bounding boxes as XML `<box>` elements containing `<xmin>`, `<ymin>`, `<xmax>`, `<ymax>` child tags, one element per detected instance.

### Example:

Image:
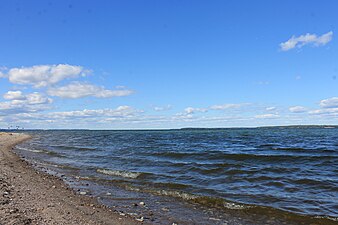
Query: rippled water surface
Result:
<box><xmin>16</xmin><ymin>128</ymin><xmax>338</xmax><ymax>223</ymax></box>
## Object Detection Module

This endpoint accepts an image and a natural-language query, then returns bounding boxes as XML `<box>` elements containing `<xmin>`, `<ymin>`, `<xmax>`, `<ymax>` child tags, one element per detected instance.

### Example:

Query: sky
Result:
<box><xmin>0</xmin><ymin>0</ymin><xmax>338</xmax><ymax>129</ymax></box>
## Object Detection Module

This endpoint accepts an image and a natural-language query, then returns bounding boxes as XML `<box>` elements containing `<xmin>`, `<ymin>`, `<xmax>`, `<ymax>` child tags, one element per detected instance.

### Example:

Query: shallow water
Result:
<box><xmin>15</xmin><ymin>128</ymin><xmax>338</xmax><ymax>224</ymax></box>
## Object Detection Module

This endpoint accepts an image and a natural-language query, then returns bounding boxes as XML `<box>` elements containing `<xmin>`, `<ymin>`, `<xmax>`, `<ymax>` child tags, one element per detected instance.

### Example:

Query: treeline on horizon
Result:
<box><xmin>0</xmin><ymin>125</ymin><xmax>337</xmax><ymax>132</ymax></box>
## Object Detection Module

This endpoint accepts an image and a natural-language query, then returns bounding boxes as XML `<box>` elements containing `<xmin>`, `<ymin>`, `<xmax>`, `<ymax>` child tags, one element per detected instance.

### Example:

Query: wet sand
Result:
<box><xmin>0</xmin><ymin>132</ymin><xmax>140</xmax><ymax>225</ymax></box>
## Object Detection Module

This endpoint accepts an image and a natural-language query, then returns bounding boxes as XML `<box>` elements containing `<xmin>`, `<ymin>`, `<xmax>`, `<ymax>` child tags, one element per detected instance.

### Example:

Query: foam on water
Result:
<box><xmin>16</xmin><ymin>146</ymin><xmax>44</xmax><ymax>153</ymax></box>
<box><xmin>96</xmin><ymin>168</ymin><xmax>141</xmax><ymax>179</ymax></box>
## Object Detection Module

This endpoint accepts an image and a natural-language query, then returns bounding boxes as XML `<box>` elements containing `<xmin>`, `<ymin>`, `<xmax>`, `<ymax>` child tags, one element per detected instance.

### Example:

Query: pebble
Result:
<box><xmin>79</xmin><ymin>191</ymin><xmax>87</xmax><ymax>195</ymax></box>
<box><xmin>106</xmin><ymin>192</ymin><xmax>112</xmax><ymax>196</ymax></box>
<box><xmin>136</xmin><ymin>217</ymin><xmax>144</xmax><ymax>222</ymax></box>
<box><xmin>9</xmin><ymin>208</ymin><xmax>18</xmax><ymax>213</ymax></box>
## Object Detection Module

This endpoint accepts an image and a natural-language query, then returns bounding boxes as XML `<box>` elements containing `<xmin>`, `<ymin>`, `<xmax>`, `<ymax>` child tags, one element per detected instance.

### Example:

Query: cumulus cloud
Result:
<box><xmin>3</xmin><ymin>91</ymin><xmax>26</xmax><ymax>100</ymax></box>
<box><xmin>0</xmin><ymin>92</ymin><xmax>53</xmax><ymax>114</ymax></box>
<box><xmin>254</xmin><ymin>113</ymin><xmax>280</xmax><ymax>119</ymax></box>
<box><xmin>47</xmin><ymin>82</ymin><xmax>134</xmax><ymax>99</ymax></box>
<box><xmin>280</xmin><ymin>31</ymin><xmax>333</xmax><ymax>51</ymax></box>
<box><xmin>289</xmin><ymin>106</ymin><xmax>307</xmax><ymax>113</ymax></box>
<box><xmin>3</xmin><ymin>64</ymin><xmax>87</xmax><ymax>88</ymax></box>
<box><xmin>319</xmin><ymin>97</ymin><xmax>338</xmax><ymax>108</ymax></box>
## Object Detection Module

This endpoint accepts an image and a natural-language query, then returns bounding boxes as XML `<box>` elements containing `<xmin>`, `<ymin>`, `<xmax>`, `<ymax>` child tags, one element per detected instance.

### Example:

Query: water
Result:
<box><xmin>15</xmin><ymin>128</ymin><xmax>338</xmax><ymax>224</ymax></box>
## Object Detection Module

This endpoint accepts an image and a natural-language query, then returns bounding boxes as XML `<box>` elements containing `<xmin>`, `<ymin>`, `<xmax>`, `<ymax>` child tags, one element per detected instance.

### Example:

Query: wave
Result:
<box><xmin>54</xmin><ymin>145</ymin><xmax>98</xmax><ymax>151</ymax></box>
<box><xmin>96</xmin><ymin>168</ymin><xmax>142</xmax><ymax>179</ymax></box>
<box><xmin>123</xmin><ymin>184</ymin><xmax>253</xmax><ymax>210</ymax></box>
<box><xmin>15</xmin><ymin>146</ymin><xmax>45</xmax><ymax>153</ymax></box>
<box><xmin>15</xmin><ymin>146</ymin><xmax>63</xmax><ymax>157</ymax></box>
<box><xmin>149</xmin><ymin>151</ymin><xmax>337</xmax><ymax>162</ymax></box>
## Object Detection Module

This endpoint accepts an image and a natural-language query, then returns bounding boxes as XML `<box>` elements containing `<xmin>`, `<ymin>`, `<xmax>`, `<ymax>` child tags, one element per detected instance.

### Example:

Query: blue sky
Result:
<box><xmin>0</xmin><ymin>0</ymin><xmax>338</xmax><ymax>129</ymax></box>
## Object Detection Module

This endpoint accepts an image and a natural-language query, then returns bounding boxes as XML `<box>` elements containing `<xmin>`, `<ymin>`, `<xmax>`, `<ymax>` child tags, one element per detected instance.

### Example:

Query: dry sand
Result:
<box><xmin>0</xmin><ymin>132</ymin><xmax>141</xmax><ymax>225</ymax></box>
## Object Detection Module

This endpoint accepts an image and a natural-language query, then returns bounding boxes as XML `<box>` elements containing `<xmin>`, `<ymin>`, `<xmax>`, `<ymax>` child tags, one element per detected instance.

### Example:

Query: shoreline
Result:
<box><xmin>0</xmin><ymin>132</ymin><xmax>140</xmax><ymax>225</ymax></box>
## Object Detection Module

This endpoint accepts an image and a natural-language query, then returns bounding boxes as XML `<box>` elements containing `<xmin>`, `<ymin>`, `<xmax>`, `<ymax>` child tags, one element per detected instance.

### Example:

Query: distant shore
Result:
<box><xmin>0</xmin><ymin>132</ymin><xmax>139</xmax><ymax>225</ymax></box>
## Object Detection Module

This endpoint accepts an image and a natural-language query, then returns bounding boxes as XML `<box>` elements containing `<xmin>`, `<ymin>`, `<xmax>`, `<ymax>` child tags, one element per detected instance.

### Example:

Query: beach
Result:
<box><xmin>0</xmin><ymin>132</ymin><xmax>139</xmax><ymax>225</ymax></box>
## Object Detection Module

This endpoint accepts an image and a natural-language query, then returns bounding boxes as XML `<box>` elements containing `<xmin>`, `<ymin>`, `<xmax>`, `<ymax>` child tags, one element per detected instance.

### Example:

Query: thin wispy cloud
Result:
<box><xmin>47</xmin><ymin>82</ymin><xmax>134</xmax><ymax>99</ymax></box>
<box><xmin>210</xmin><ymin>103</ymin><xmax>245</xmax><ymax>110</ymax></box>
<box><xmin>265</xmin><ymin>107</ymin><xmax>277</xmax><ymax>111</ymax></box>
<box><xmin>289</xmin><ymin>106</ymin><xmax>307</xmax><ymax>113</ymax></box>
<box><xmin>184</xmin><ymin>107</ymin><xmax>208</xmax><ymax>114</ymax></box>
<box><xmin>153</xmin><ymin>105</ymin><xmax>172</xmax><ymax>111</ymax></box>
<box><xmin>280</xmin><ymin>31</ymin><xmax>333</xmax><ymax>51</ymax></box>
<box><xmin>255</xmin><ymin>113</ymin><xmax>280</xmax><ymax>119</ymax></box>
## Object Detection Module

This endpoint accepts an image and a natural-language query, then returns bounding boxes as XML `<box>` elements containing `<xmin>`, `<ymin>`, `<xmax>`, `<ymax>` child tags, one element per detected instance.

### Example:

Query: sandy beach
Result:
<box><xmin>0</xmin><ymin>132</ymin><xmax>140</xmax><ymax>225</ymax></box>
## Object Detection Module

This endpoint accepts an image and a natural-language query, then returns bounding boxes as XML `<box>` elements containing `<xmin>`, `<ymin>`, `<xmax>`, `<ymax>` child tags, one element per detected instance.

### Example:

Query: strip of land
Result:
<box><xmin>0</xmin><ymin>132</ymin><xmax>140</xmax><ymax>225</ymax></box>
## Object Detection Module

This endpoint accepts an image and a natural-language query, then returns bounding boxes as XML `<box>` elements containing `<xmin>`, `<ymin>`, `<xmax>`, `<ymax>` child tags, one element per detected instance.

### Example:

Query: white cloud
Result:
<box><xmin>319</xmin><ymin>97</ymin><xmax>338</xmax><ymax>108</ymax></box>
<box><xmin>3</xmin><ymin>91</ymin><xmax>26</xmax><ymax>100</ymax></box>
<box><xmin>308</xmin><ymin>97</ymin><xmax>338</xmax><ymax>118</ymax></box>
<box><xmin>4</xmin><ymin>64</ymin><xmax>87</xmax><ymax>88</ymax></box>
<box><xmin>0</xmin><ymin>92</ymin><xmax>52</xmax><ymax>114</ymax></box>
<box><xmin>308</xmin><ymin>108</ymin><xmax>338</xmax><ymax>118</ymax></box>
<box><xmin>1</xmin><ymin>106</ymin><xmax>143</xmax><ymax>127</ymax></box>
<box><xmin>49</xmin><ymin>106</ymin><xmax>137</xmax><ymax>119</ymax></box>
<box><xmin>153</xmin><ymin>105</ymin><xmax>172</xmax><ymax>111</ymax></box>
<box><xmin>255</xmin><ymin>113</ymin><xmax>280</xmax><ymax>119</ymax></box>
<box><xmin>184</xmin><ymin>107</ymin><xmax>208</xmax><ymax>114</ymax></box>
<box><xmin>280</xmin><ymin>31</ymin><xmax>333</xmax><ymax>51</ymax></box>
<box><xmin>266</xmin><ymin>107</ymin><xmax>277</xmax><ymax>111</ymax></box>
<box><xmin>289</xmin><ymin>106</ymin><xmax>307</xmax><ymax>113</ymax></box>
<box><xmin>47</xmin><ymin>82</ymin><xmax>134</xmax><ymax>99</ymax></box>
<box><xmin>210</xmin><ymin>103</ymin><xmax>244</xmax><ymax>110</ymax></box>
<box><xmin>25</xmin><ymin>92</ymin><xmax>53</xmax><ymax>105</ymax></box>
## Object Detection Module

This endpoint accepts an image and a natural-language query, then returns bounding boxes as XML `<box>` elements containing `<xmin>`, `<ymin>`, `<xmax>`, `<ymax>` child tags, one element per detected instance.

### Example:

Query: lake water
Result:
<box><xmin>15</xmin><ymin>128</ymin><xmax>338</xmax><ymax>224</ymax></box>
